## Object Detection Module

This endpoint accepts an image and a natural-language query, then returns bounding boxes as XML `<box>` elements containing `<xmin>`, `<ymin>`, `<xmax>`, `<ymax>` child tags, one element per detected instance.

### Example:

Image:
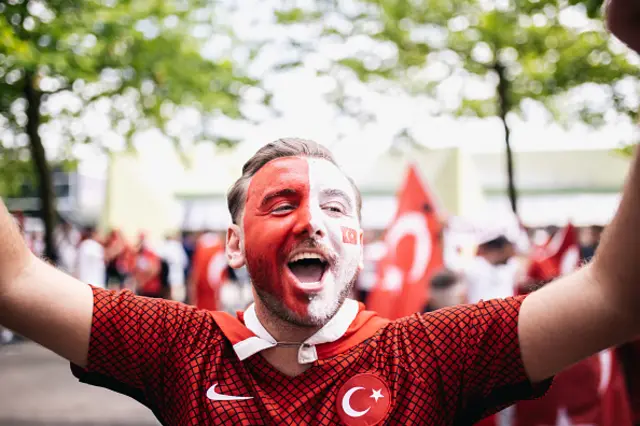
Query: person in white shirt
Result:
<box><xmin>160</xmin><ymin>233</ymin><xmax>189</xmax><ymax>301</ymax></box>
<box><xmin>74</xmin><ymin>226</ymin><xmax>106</xmax><ymax>289</ymax></box>
<box><xmin>463</xmin><ymin>234</ymin><xmax>519</xmax><ymax>304</ymax></box>
<box><xmin>55</xmin><ymin>221</ymin><xmax>80</xmax><ymax>274</ymax></box>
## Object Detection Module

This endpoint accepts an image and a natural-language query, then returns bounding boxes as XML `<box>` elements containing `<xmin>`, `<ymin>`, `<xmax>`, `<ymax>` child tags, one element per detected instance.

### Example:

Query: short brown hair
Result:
<box><xmin>227</xmin><ymin>137</ymin><xmax>362</xmax><ymax>225</ymax></box>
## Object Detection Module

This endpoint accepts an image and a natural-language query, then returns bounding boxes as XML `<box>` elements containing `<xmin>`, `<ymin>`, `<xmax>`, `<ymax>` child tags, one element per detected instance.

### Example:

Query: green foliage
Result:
<box><xmin>275</xmin><ymin>0</ymin><xmax>639</xmax><ymax>131</ymax></box>
<box><xmin>0</xmin><ymin>0</ymin><xmax>262</xmax><ymax>193</ymax></box>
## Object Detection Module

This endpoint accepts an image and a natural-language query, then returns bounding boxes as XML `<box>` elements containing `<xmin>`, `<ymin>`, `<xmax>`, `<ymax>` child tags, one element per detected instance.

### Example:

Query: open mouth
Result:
<box><xmin>287</xmin><ymin>252</ymin><xmax>329</xmax><ymax>292</ymax></box>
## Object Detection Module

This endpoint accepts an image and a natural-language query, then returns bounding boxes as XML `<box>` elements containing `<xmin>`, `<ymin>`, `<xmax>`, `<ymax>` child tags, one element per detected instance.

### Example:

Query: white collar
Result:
<box><xmin>233</xmin><ymin>299</ymin><xmax>360</xmax><ymax>364</ymax></box>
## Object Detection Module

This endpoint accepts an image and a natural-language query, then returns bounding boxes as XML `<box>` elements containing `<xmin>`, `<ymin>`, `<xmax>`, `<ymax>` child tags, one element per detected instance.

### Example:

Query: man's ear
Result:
<box><xmin>226</xmin><ymin>224</ymin><xmax>246</xmax><ymax>269</ymax></box>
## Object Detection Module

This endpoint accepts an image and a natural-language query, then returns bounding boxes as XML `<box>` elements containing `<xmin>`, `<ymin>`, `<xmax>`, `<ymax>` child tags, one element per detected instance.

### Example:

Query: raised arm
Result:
<box><xmin>520</xmin><ymin>6</ymin><xmax>640</xmax><ymax>379</ymax></box>
<box><xmin>0</xmin><ymin>201</ymin><xmax>93</xmax><ymax>367</ymax></box>
<box><xmin>517</xmin><ymin>0</ymin><xmax>640</xmax><ymax>382</ymax></box>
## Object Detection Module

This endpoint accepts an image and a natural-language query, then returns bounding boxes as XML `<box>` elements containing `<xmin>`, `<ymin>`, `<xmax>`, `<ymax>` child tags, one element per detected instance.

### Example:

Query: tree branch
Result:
<box><xmin>43</xmin><ymin>85</ymin><xmax>72</xmax><ymax>96</ymax></box>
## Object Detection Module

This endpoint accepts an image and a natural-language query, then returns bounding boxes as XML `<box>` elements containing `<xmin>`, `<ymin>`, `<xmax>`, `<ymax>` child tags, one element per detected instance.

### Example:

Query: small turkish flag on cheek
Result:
<box><xmin>342</xmin><ymin>227</ymin><xmax>359</xmax><ymax>245</ymax></box>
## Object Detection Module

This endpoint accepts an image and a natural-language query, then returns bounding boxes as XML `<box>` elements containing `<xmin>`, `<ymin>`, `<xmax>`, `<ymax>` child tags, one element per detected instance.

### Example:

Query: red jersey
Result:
<box><xmin>72</xmin><ymin>287</ymin><xmax>550</xmax><ymax>425</ymax></box>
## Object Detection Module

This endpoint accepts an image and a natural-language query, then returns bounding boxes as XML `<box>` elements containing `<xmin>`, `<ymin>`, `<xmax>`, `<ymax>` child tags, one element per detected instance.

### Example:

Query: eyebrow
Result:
<box><xmin>322</xmin><ymin>188</ymin><xmax>354</xmax><ymax>211</ymax></box>
<box><xmin>260</xmin><ymin>188</ymin><xmax>299</xmax><ymax>208</ymax></box>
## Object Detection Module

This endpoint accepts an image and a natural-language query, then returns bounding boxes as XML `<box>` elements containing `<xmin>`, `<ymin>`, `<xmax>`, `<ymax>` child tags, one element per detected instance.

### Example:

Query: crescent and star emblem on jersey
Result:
<box><xmin>336</xmin><ymin>373</ymin><xmax>391</xmax><ymax>426</ymax></box>
<box><xmin>206</xmin><ymin>384</ymin><xmax>253</xmax><ymax>401</ymax></box>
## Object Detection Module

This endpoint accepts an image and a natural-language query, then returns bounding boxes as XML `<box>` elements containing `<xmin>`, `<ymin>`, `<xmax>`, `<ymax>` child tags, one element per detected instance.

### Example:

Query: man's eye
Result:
<box><xmin>272</xmin><ymin>204</ymin><xmax>294</xmax><ymax>213</ymax></box>
<box><xmin>324</xmin><ymin>204</ymin><xmax>345</xmax><ymax>214</ymax></box>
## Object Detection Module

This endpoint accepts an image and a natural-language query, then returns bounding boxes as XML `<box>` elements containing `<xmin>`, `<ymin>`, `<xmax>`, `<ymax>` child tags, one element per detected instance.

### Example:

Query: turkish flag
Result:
<box><xmin>189</xmin><ymin>233</ymin><xmax>228</xmax><ymax>311</ymax></box>
<box><xmin>526</xmin><ymin>223</ymin><xmax>580</xmax><ymax>284</ymax></box>
<box><xmin>342</xmin><ymin>226</ymin><xmax>359</xmax><ymax>245</ymax></box>
<box><xmin>366</xmin><ymin>164</ymin><xmax>444</xmax><ymax>319</ymax></box>
<box><xmin>519</xmin><ymin>350</ymin><xmax>632</xmax><ymax>426</ymax></box>
<box><xmin>476</xmin><ymin>349</ymin><xmax>632</xmax><ymax>426</ymax></box>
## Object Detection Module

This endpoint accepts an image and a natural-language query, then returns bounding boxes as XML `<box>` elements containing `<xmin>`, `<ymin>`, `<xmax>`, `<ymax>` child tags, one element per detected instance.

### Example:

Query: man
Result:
<box><xmin>74</xmin><ymin>226</ymin><xmax>106</xmax><ymax>289</ymax></box>
<box><xmin>130</xmin><ymin>233</ymin><xmax>165</xmax><ymax>298</ymax></box>
<box><xmin>55</xmin><ymin>220</ymin><xmax>80</xmax><ymax>274</ymax></box>
<box><xmin>187</xmin><ymin>230</ymin><xmax>227</xmax><ymax>310</ymax></box>
<box><xmin>1</xmin><ymin>138</ymin><xmax>640</xmax><ymax>425</ymax></box>
<box><xmin>1</xmin><ymin>19</ymin><xmax>640</xmax><ymax>418</ymax></box>
<box><xmin>464</xmin><ymin>234</ymin><xmax>519</xmax><ymax>304</ymax></box>
<box><xmin>580</xmin><ymin>225</ymin><xmax>604</xmax><ymax>263</ymax></box>
<box><xmin>159</xmin><ymin>232</ymin><xmax>189</xmax><ymax>301</ymax></box>
<box><xmin>422</xmin><ymin>268</ymin><xmax>466</xmax><ymax>312</ymax></box>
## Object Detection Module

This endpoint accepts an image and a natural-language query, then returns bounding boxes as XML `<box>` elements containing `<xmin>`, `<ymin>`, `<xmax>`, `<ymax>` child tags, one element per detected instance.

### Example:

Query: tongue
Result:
<box><xmin>289</xmin><ymin>262</ymin><xmax>324</xmax><ymax>283</ymax></box>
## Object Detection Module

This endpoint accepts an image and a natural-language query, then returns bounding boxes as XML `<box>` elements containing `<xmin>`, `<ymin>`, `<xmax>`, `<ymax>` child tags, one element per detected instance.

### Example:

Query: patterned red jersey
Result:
<box><xmin>72</xmin><ymin>287</ymin><xmax>550</xmax><ymax>425</ymax></box>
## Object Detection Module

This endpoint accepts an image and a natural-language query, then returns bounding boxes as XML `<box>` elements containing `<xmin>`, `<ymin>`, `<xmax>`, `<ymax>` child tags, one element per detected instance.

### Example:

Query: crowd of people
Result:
<box><xmin>0</xmin><ymin>221</ymin><xmax>254</xmax><ymax>345</ymax></box>
<box><xmin>0</xmin><ymin>219</ymin><xmax>603</xmax><ymax>346</ymax></box>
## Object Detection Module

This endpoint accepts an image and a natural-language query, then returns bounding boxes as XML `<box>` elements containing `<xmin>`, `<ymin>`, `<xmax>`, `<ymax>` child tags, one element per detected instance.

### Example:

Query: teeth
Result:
<box><xmin>289</xmin><ymin>252</ymin><xmax>326</xmax><ymax>263</ymax></box>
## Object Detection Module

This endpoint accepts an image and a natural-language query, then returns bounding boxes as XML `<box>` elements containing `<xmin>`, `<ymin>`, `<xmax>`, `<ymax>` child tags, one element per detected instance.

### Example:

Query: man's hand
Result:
<box><xmin>606</xmin><ymin>0</ymin><xmax>640</xmax><ymax>53</ymax></box>
<box><xmin>0</xmin><ymin>199</ymin><xmax>93</xmax><ymax>367</ymax></box>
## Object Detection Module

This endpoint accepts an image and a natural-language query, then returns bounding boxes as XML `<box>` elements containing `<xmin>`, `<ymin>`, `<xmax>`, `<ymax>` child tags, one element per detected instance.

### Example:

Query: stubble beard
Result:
<box><xmin>251</xmin><ymin>266</ymin><xmax>360</xmax><ymax>328</ymax></box>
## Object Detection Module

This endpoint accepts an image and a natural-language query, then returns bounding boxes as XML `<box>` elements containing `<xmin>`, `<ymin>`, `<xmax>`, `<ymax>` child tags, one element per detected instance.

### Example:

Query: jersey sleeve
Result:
<box><xmin>71</xmin><ymin>286</ymin><xmax>221</xmax><ymax>410</ymax></box>
<box><xmin>396</xmin><ymin>295</ymin><xmax>552</xmax><ymax>423</ymax></box>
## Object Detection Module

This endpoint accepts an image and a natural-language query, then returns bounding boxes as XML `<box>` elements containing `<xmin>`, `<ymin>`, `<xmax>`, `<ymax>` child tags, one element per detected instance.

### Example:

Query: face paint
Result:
<box><xmin>341</xmin><ymin>227</ymin><xmax>359</xmax><ymax>245</ymax></box>
<box><xmin>243</xmin><ymin>156</ymin><xmax>363</xmax><ymax>326</ymax></box>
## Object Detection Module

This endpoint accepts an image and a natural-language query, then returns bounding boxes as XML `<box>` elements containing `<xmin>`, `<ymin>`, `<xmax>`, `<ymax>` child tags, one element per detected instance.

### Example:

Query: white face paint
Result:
<box><xmin>305</xmin><ymin>158</ymin><xmax>363</xmax><ymax>323</ymax></box>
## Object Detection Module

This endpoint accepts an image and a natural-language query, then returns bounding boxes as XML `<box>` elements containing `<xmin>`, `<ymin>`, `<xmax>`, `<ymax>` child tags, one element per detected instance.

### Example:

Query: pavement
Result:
<box><xmin>0</xmin><ymin>342</ymin><xmax>159</xmax><ymax>426</ymax></box>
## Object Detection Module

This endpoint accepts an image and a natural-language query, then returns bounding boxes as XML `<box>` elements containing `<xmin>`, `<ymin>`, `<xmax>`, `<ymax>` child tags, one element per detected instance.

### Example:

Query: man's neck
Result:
<box><xmin>253</xmin><ymin>300</ymin><xmax>323</xmax><ymax>378</ymax></box>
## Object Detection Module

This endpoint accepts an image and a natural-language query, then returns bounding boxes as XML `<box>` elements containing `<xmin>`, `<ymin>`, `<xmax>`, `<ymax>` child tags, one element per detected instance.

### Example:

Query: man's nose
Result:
<box><xmin>293</xmin><ymin>204</ymin><xmax>326</xmax><ymax>239</ymax></box>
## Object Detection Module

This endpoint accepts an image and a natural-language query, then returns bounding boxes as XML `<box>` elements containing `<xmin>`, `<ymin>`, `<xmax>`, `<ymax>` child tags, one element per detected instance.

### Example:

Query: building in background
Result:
<box><xmin>11</xmin><ymin>145</ymin><xmax>625</xmax><ymax>239</ymax></box>
<box><xmin>5</xmin><ymin>165</ymin><xmax>106</xmax><ymax>233</ymax></box>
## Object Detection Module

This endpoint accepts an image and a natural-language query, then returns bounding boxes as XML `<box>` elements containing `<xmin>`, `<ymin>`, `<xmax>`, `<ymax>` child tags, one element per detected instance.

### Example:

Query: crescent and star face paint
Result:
<box><xmin>243</xmin><ymin>156</ymin><xmax>363</xmax><ymax>325</ymax></box>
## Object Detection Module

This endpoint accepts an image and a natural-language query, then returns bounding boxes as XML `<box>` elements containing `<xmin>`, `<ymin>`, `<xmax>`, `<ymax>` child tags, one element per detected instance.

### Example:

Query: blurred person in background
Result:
<box><xmin>218</xmin><ymin>265</ymin><xmax>254</xmax><ymax>313</ymax></box>
<box><xmin>187</xmin><ymin>230</ymin><xmax>227</xmax><ymax>310</ymax></box>
<box><xmin>130</xmin><ymin>233</ymin><xmax>166</xmax><ymax>299</ymax></box>
<box><xmin>422</xmin><ymin>268</ymin><xmax>465</xmax><ymax>312</ymax></box>
<box><xmin>463</xmin><ymin>233</ymin><xmax>518</xmax><ymax>304</ymax></box>
<box><xmin>104</xmin><ymin>229</ymin><xmax>130</xmax><ymax>289</ymax></box>
<box><xmin>30</xmin><ymin>230</ymin><xmax>45</xmax><ymax>258</ymax></box>
<box><xmin>182</xmin><ymin>230</ymin><xmax>198</xmax><ymax>281</ymax></box>
<box><xmin>160</xmin><ymin>232</ymin><xmax>189</xmax><ymax>302</ymax></box>
<box><xmin>580</xmin><ymin>225</ymin><xmax>604</xmax><ymax>263</ymax></box>
<box><xmin>354</xmin><ymin>229</ymin><xmax>386</xmax><ymax>302</ymax></box>
<box><xmin>55</xmin><ymin>220</ymin><xmax>80</xmax><ymax>274</ymax></box>
<box><xmin>74</xmin><ymin>226</ymin><xmax>106</xmax><ymax>289</ymax></box>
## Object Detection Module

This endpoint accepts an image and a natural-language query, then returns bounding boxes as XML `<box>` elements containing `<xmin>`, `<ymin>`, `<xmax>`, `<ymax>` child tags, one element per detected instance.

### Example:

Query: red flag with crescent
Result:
<box><xmin>366</xmin><ymin>163</ymin><xmax>444</xmax><ymax>319</ymax></box>
<box><xmin>190</xmin><ymin>232</ymin><xmax>228</xmax><ymax>311</ymax></box>
<box><xmin>526</xmin><ymin>223</ymin><xmax>580</xmax><ymax>284</ymax></box>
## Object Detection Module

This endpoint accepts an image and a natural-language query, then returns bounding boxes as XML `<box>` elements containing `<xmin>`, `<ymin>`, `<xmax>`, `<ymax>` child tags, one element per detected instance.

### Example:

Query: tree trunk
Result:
<box><xmin>494</xmin><ymin>62</ymin><xmax>518</xmax><ymax>215</ymax></box>
<box><xmin>24</xmin><ymin>70</ymin><xmax>58</xmax><ymax>263</ymax></box>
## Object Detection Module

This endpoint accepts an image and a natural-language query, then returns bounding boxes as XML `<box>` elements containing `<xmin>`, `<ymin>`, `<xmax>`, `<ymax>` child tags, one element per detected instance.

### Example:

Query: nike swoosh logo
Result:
<box><xmin>206</xmin><ymin>384</ymin><xmax>253</xmax><ymax>401</ymax></box>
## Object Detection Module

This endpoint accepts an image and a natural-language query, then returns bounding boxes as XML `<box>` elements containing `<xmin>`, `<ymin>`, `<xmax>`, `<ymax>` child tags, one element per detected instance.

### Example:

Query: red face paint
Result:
<box><xmin>243</xmin><ymin>157</ymin><xmax>314</xmax><ymax>318</ymax></box>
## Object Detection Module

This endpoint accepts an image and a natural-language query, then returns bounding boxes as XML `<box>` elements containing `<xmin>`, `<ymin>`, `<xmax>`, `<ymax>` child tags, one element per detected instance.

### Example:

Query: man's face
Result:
<box><xmin>231</xmin><ymin>156</ymin><xmax>364</xmax><ymax>326</ymax></box>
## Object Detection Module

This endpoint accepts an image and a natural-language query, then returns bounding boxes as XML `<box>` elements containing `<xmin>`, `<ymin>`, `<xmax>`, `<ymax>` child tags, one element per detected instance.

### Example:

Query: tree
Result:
<box><xmin>274</xmin><ymin>0</ymin><xmax>639</xmax><ymax>214</ymax></box>
<box><xmin>0</xmin><ymin>0</ymin><xmax>262</xmax><ymax>261</ymax></box>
